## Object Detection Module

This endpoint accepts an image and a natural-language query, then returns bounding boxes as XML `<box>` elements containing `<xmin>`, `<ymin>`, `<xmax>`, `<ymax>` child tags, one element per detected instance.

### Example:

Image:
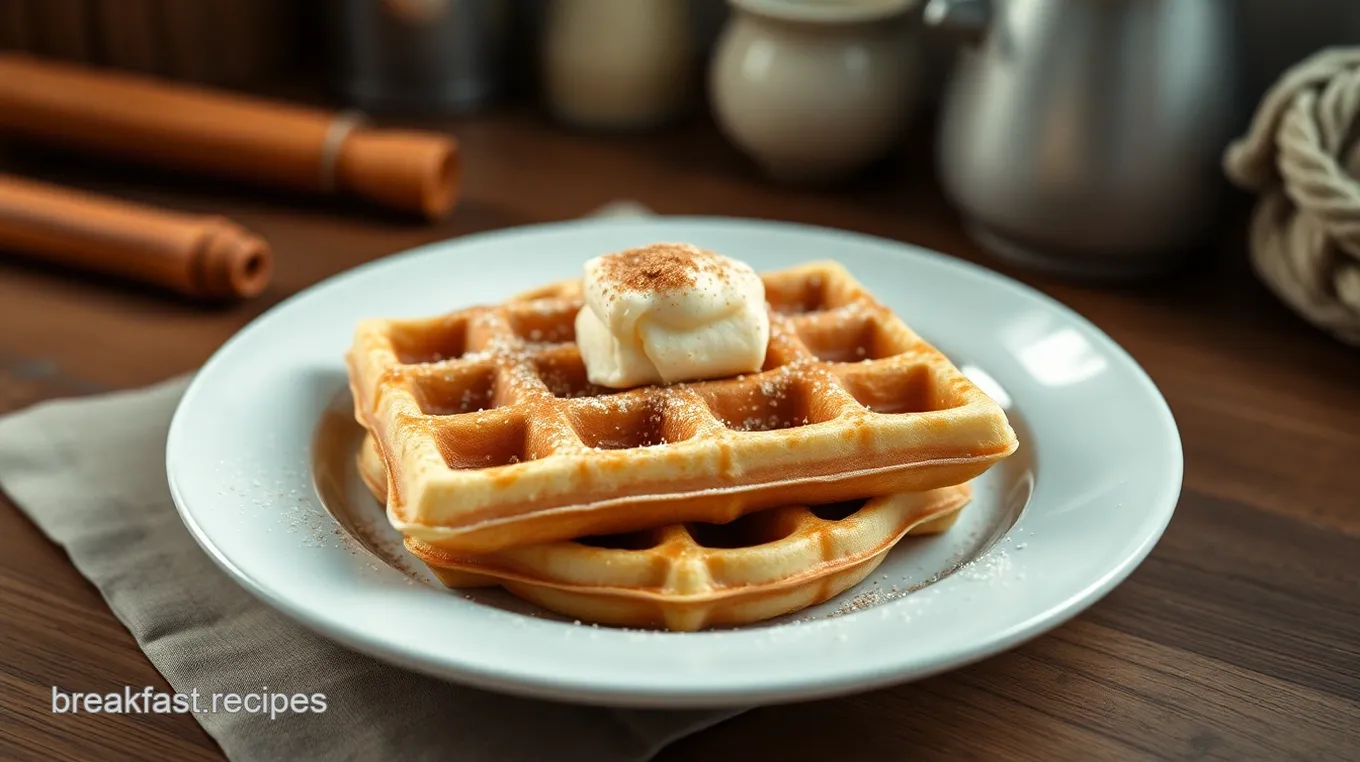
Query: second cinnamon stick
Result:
<box><xmin>0</xmin><ymin>174</ymin><xmax>272</xmax><ymax>301</ymax></box>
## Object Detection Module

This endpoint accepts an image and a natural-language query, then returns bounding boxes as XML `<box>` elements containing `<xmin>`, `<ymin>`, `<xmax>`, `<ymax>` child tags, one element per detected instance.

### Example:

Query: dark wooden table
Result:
<box><xmin>1</xmin><ymin>105</ymin><xmax>1357</xmax><ymax>762</ymax></box>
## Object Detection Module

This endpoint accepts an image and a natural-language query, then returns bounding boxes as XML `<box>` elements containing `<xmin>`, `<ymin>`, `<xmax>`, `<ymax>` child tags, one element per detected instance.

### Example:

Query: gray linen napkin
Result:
<box><xmin>0</xmin><ymin>379</ymin><xmax>741</xmax><ymax>762</ymax></box>
<box><xmin>0</xmin><ymin>201</ymin><xmax>742</xmax><ymax>761</ymax></box>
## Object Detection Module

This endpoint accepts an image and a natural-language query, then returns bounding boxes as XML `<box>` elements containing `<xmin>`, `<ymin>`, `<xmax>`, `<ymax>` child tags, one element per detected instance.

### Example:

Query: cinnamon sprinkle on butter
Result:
<box><xmin>597</xmin><ymin>243</ymin><xmax>734</xmax><ymax>294</ymax></box>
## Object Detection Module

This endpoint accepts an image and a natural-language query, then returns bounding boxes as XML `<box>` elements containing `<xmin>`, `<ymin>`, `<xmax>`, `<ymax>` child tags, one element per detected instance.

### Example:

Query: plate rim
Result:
<box><xmin>167</xmin><ymin>215</ymin><xmax>1183</xmax><ymax>707</ymax></box>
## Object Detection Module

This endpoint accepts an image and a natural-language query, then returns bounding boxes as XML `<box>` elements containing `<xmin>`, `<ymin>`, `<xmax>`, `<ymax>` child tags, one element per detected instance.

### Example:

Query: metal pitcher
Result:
<box><xmin>925</xmin><ymin>0</ymin><xmax>1247</xmax><ymax>278</ymax></box>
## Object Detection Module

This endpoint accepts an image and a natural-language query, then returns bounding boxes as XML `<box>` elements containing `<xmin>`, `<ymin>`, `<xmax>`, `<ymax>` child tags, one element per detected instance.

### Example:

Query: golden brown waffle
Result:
<box><xmin>359</xmin><ymin>433</ymin><xmax>971</xmax><ymax>631</ymax></box>
<box><xmin>347</xmin><ymin>259</ymin><xmax>1015</xmax><ymax>554</ymax></box>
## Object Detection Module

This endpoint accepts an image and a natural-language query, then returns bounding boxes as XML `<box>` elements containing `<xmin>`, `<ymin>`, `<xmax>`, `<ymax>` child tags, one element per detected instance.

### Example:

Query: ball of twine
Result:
<box><xmin>1224</xmin><ymin>48</ymin><xmax>1360</xmax><ymax>347</ymax></box>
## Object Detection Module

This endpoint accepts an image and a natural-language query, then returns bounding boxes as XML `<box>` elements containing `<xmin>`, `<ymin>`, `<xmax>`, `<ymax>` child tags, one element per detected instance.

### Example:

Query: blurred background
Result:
<box><xmin>2</xmin><ymin>0</ymin><xmax>1356</xmax><ymax>116</ymax></box>
<box><xmin>1</xmin><ymin>0</ymin><xmax>1359</xmax><ymax>328</ymax></box>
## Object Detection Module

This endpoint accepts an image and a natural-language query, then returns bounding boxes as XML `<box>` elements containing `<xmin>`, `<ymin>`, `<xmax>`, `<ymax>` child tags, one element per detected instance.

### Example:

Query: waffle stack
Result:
<box><xmin>346</xmin><ymin>259</ymin><xmax>1017</xmax><ymax>630</ymax></box>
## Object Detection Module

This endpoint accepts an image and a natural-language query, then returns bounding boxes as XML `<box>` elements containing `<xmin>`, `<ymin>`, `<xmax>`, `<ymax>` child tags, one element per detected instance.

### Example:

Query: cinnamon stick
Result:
<box><xmin>0</xmin><ymin>173</ymin><xmax>271</xmax><ymax>300</ymax></box>
<box><xmin>0</xmin><ymin>54</ymin><xmax>460</xmax><ymax>220</ymax></box>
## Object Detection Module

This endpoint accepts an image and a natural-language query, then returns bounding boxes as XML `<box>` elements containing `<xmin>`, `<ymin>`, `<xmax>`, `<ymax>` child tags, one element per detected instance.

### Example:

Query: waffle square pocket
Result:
<box><xmin>347</xmin><ymin>261</ymin><xmax>1017</xmax><ymax>554</ymax></box>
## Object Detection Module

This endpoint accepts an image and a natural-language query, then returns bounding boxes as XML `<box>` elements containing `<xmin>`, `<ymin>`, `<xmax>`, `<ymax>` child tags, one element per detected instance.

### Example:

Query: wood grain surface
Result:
<box><xmin>0</xmin><ymin>106</ymin><xmax>1357</xmax><ymax>762</ymax></box>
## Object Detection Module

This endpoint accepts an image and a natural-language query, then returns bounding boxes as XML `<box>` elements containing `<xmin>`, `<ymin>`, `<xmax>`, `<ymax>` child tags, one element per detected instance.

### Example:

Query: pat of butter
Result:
<box><xmin>575</xmin><ymin>243</ymin><xmax>770</xmax><ymax>388</ymax></box>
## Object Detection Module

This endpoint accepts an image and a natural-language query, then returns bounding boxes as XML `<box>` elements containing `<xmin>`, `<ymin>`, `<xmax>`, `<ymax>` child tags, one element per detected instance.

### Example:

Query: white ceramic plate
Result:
<box><xmin>167</xmin><ymin>217</ymin><xmax>1182</xmax><ymax>708</ymax></box>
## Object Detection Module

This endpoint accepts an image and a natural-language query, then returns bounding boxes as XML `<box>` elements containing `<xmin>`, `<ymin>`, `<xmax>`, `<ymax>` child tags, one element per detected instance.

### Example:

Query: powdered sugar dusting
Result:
<box><xmin>958</xmin><ymin>548</ymin><xmax>1019</xmax><ymax>585</ymax></box>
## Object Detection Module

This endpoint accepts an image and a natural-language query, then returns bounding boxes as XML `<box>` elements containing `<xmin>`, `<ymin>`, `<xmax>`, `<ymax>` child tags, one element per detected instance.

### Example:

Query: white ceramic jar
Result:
<box><xmin>710</xmin><ymin>0</ymin><xmax>922</xmax><ymax>182</ymax></box>
<box><xmin>540</xmin><ymin>0</ymin><xmax>697</xmax><ymax>131</ymax></box>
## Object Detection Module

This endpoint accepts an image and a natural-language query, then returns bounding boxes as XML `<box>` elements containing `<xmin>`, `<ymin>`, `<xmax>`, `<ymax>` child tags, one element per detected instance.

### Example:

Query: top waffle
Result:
<box><xmin>347</xmin><ymin>260</ymin><xmax>1017</xmax><ymax>554</ymax></box>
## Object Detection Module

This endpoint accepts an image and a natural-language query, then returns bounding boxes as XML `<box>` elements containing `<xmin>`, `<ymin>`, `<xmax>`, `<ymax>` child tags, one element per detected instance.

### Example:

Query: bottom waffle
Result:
<box><xmin>360</xmin><ymin>435</ymin><xmax>972</xmax><ymax>630</ymax></box>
